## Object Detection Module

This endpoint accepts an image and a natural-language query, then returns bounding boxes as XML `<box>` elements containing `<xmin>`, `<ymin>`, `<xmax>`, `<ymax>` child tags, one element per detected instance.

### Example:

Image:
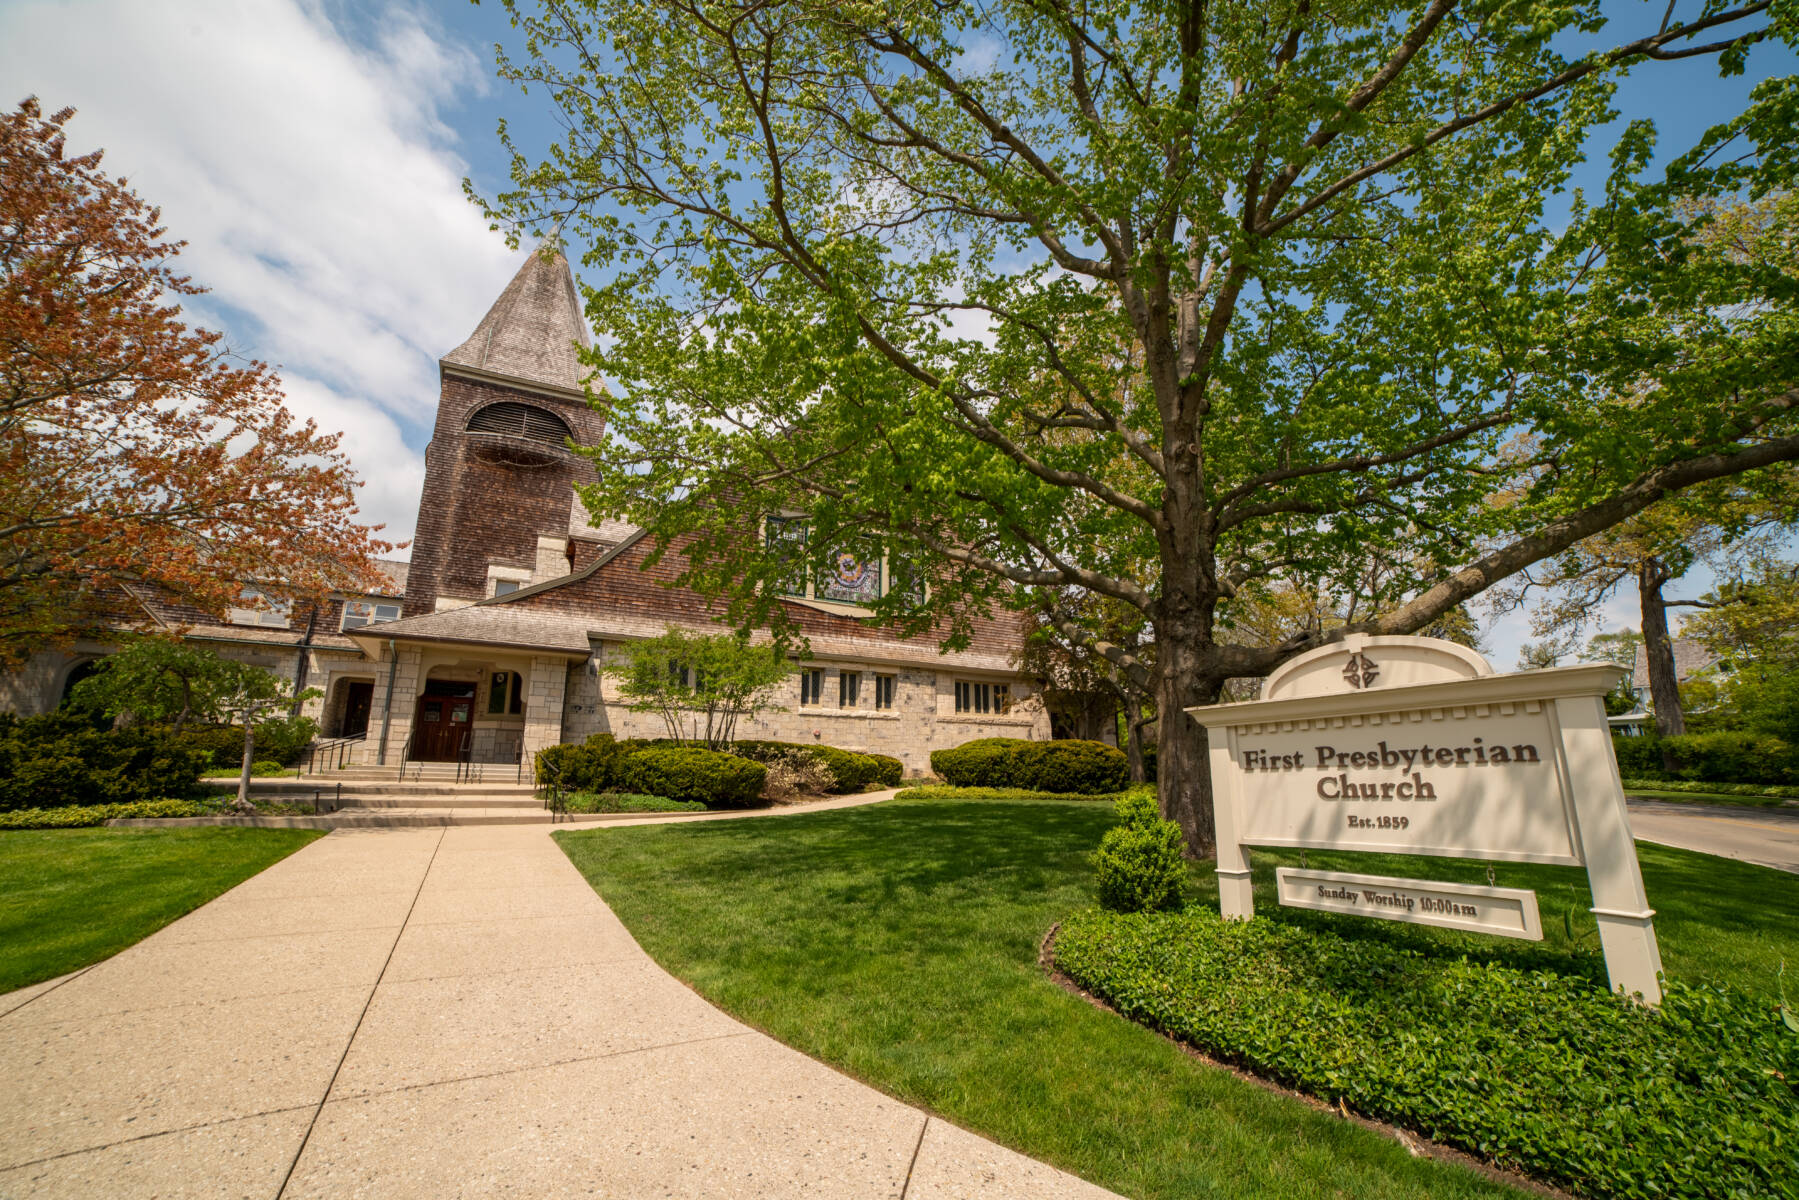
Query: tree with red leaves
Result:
<box><xmin>0</xmin><ymin>98</ymin><xmax>394</xmax><ymax>665</ymax></box>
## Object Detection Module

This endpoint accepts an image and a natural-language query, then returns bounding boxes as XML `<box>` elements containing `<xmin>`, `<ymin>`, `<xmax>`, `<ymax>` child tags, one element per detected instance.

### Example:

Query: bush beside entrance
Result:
<box><xmin>535</xmin><ymin>734</ymin><xmax>901</xmax><ymax>806</ymax></box>
<box><xmin>0</xmin><ymin>713</ymin><xmax>210</xmax><ymax>811</ymax></box>
<box><xmin>931</xmin><ymin>737</ymin><xmax>1128</xmax><ymax>794</ymax></box>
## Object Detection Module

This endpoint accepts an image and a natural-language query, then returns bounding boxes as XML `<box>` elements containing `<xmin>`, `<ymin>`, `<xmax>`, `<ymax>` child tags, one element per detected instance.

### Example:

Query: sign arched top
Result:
<box><xmin>1261</xmin><ymin>634</ymin><xmax>1494</xmax><ymax>701</ymax></box>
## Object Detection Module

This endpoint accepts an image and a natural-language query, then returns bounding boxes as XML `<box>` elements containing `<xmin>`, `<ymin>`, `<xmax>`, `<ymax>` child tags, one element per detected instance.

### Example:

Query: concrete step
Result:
<box><xmin>338</xmin><ymin>796</ymin><xmax>547</xmax><ymax>810</ymax></box>
<box><xmin>202</xmin><ymin>779</ymin><xmax>537</xmax><ymax>798</ymax></box>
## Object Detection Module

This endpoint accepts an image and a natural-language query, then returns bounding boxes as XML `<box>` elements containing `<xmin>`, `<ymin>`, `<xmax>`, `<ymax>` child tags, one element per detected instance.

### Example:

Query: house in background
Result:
<box><xmin>1607</xmin><ymin>639</ymin><xmax>1727</xmax><ymax>736</ymax></box>
<box><xmin>2</xmin><ymin>245</ymin><xmax>1048</xmax><ymax>775</ymax></box>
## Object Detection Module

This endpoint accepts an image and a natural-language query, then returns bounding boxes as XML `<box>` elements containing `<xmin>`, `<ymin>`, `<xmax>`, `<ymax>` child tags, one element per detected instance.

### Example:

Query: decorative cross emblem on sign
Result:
<box><xmin>1341</xmin><ymin>652</ymin><xmax>1379</xmax><ymax>689</ymax></box>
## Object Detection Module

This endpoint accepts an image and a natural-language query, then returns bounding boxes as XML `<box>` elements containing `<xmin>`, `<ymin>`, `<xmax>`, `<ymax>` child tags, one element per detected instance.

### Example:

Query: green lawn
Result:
<box><xmin>0</xmin><ymin>827</ymin><xmax>323</xmax><ymax>993</ymax></box>
<box><xmin>558</xmin><ymin>797</ymin><xmax>1526</xmax><ymax>1199</ymax></box>
<box><xmin>555</xmin><ymin>794</ymin><xmax>1799</xmax><ymax>1200</ymax></box>
<box><xmin>1624</xmin><ymin>787</ymin><xmax>1796</xmax><ymax>808</ymax></box>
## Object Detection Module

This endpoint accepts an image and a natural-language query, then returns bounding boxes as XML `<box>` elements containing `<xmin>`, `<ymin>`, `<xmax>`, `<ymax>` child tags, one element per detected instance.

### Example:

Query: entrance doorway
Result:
<box><xmin>412</xmin><ymin>681</ymin><xmax>477</xmax><ymax>761</ymax></box>
<box><xmin>339</xmin><ymin>681</ymin><xmax>375</xmax><ymax>738</ymax></box>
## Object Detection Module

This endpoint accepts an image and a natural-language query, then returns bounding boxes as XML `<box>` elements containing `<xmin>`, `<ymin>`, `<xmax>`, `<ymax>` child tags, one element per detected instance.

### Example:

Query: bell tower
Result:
<box><xmin>403</xmin><ymin>242</ymin><xmax>607</xmax><ymax>616</ymax></box>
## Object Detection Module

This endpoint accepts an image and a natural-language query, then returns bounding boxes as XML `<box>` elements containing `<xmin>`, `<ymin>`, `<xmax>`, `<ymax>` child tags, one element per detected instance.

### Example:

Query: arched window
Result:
<box><xmin>465</xmin><ymin>402</ymin><xmax>573</xmax><ymax>445</ymax></box>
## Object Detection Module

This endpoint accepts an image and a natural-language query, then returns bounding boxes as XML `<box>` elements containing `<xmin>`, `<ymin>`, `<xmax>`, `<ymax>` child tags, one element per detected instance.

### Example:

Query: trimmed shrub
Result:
<box><xmin>1054</xmin><ymin>906</ymin><xmax>1799</xmax><ymax>1200</ymax></box>
<box><xmin>866</xmin><ymin>753</ymin><xmax>904</xmax><ymax>787</ymax></box>
<box><xmin>896</xmin><ymin>785</ymin><xmax>1123</xmax><ymax>802</ymax></box>
<box><xmin>621</xmin><ymin>746</ymin><xmax>768</xmax><ymax>809</ymax></box>
<box><xmin>1020</xmin><ymin>739</ymin><xmax>1129</xmax><ymax>794</ymax></box>
<box><xmin>0</xmin><ymin>714</ymin><xmax>211</xmax><ymax>811</ymax></box>
<box><xmin>932</xmin><ymin>737</ymin><xmax>1128</xmax><ymax>794</ymax></box>
<box><xmin>931</xmin><ymin>738</ymin><xmax>1029</xmax><ymax>788</ymax></box>
<box><xmin>1091</xmin><ymin>791</ymin><xmax>1186</xmax><ymax>913</ymax></box>
<box><xmin>249</xmin><ymin>760</ymin><xmax>285</xmax><ymax>777</ymax></box>
<box><xmin>1611</xmin><ymin>734</ymin><xmax>1668</xmax><ymax>780</ymax></box>
<box><xmin>727</xmin><ymin>739</ymin><xmax>885</xmax><ymax>793</ymax></box>
<box><xmin>1665</xmin><ymin>730</ymin><xmax>1799</xmax><ymax>786</ymax></box>
<box><xmin>761</xmin><ymin>751</ymin><xmax>837</xmax><ymax>803</ymax></box>
<box><xmin>0</xmin><ymin>799</ymin><xmax>208</xmax><ymax>829</ymax></box>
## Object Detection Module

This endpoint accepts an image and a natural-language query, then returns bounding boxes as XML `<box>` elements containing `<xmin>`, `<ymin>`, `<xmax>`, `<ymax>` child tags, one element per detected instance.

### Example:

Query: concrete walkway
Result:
<box><xmin>1627</xmin><ymin>798</ymin><xmax>1799</xmax><ymax>874</ymax></box>
<box><xmin>0</xmin><ymin>799</ymin><xmax>1119</xmax><ymax>1199</ymax></box>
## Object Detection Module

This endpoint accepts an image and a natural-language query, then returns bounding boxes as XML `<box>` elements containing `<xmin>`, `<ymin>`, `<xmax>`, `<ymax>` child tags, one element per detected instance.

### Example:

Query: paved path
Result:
<box><xmin>0</xmin><ymin>799</ymin><xmax>1118</xmax><ymax>1199</ymax></box>
<box><xmin>1628</xmin><ymin>799</ymin><xmax>1799</xmax><ymax>874</ymax></box>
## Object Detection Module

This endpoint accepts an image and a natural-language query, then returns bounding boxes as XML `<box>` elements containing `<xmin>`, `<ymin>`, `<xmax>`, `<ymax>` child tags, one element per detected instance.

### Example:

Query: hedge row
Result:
<box><xmin>1054</xmin><ymin>907</ymin><xmax>1797</xmax><ymax>1200</ymax></box>
<box><xmin>563</xmin><ymin>792</ymin><xmax>709</xmax><ymax>815</ymax></box>
<box><xmin>0</xmin><ymin>800</ymin><xmax>210</xmax><ymax>830</ymax></box>
<box><xmin>1621</xmin><ymin>777</ymin><xmax>1799</xmax><ymax>801</ymax></box>
<box><xmin>728</xmin><ymin>740</ymin><xmax>902</xmax><ymax>791</ymax></box>
<box><xmin>931</xmin><ymin>738</ymin><xmax>1127</xmax><ymax>794</ymax></box>
<box><xmin>536</xmin><ymin>734</ymin><xmax>900</xmax><ymax>806</ymax></box>
<box><xmin>1613</xmin><ymin>730</ymin><xmax>1799</xmax><ymax>786</ymax></box>
<box><xmin>0</xmin><ymin>714</ymin><xmax>211</xmax><ymax>811</ymax></box>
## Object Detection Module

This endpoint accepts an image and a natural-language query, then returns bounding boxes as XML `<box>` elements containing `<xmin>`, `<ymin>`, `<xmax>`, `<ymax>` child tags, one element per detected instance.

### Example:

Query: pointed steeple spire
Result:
<box><xmin>442</xmin><ymin>235</ymin><xmax>592</xmax><ymax>394</ymax></box>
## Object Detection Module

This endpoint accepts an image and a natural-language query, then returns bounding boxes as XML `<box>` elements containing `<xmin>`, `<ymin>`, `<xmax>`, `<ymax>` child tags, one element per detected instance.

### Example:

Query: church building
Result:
<box><xmin>2</xmin><ymin>247</ymin><xmax>1049</xmax><ymax>776</ymax></box>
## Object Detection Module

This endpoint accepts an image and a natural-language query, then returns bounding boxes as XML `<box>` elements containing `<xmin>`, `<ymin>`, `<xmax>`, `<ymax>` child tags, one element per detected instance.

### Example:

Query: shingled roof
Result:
<box><xmin>441</xmin><ymin>240</ymin><xmax>593</xmax><ymax>394</ymax></box>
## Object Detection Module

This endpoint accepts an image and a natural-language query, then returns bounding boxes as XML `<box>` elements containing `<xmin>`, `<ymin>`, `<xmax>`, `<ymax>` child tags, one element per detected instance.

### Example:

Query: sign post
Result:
<box><xmin>1189</xmin><ymin>634</ymin><xmax>1664</xmax><ymax>1004</ymax></box>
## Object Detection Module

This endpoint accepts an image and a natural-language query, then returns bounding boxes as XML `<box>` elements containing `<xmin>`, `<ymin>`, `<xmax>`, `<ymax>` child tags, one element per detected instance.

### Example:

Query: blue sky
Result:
<box><xmin>0</xmin><ymin>0</ymin><xmax>1790</xmax><ymax>668</ymax></box>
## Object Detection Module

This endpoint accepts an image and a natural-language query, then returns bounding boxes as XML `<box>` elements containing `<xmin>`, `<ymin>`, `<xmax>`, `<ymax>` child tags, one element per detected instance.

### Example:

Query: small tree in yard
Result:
<box><xmin>73</xmin><ymin>638</ymin><xmax>316</xmax><ymax>812</ymax></box>
<box><xmin>604</xmin><ymin>627</ymin><xmax>794</xmax><ymax>749</ymax></box>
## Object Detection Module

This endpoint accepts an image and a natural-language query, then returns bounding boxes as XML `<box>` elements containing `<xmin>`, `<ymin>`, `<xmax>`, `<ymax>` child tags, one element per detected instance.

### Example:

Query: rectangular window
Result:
<box><xmin>227</xmin><ymin>587</ymin><xmax>291</xmax><ymax>628</ymax></box>
<box><xmin>340</xmin><ymin>599</ymin><xmax>401</xmax><ymax>631</ymax></box>
<box><xmin>955</xmin><ymin>681</ymin><xmax>994</xmax><ymax>715</ymax></box>
<box><xmin>492</xmin><ymin>579</ymin><xmax>521</xmax><ymax>597</ymax></box>
<box><xmin>488</xmin><ymin>671</ymin><xmax>524</xmax><ymax>715</ymax></box>
<box><xmin>839</xmin><ymin>671</ymin><xmax>861</xmax><ymax>708</ymax></box>
<box><xmin>765</xmin><ymin>516</ymin><xmax>810</xmax><ymax>597</ymax></box>
<box><xmin>798</xmin><ymin>668</ymin><xmax>824</xmax><ymax>706</ymax></box>
<box><xmin>873</xmin><ymin>674</ymin><xmax>896</xmax><ymax>710</ymax></box>
<box><xmin>995</xmin><ymin>684</ymin><xmax>1012</xmax><ymax>714</ymax></box>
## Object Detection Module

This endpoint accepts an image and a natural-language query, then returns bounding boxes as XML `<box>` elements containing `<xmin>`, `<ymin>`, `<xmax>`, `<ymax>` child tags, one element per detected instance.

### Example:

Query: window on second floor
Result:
<box><xmin>492</xmin><ymin>579</ymin><xmax>521</xmax><ymax>597</ymax></box>
<box><xmin>227</xmin><ymin>587</ymin><xmax>291</xmax><ymax>629</ymax></box>
<box><xmin>341</xmin><ymin>599</ymin><xmax>401</xmax><ymax>631</ymax></box>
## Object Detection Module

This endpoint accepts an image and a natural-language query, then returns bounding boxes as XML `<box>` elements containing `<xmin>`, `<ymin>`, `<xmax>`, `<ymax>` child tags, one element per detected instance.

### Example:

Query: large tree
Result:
<box><xmin>0</xmin><ymin>99</ymin><xmax>391</xmax><ymax>664</ymax></box>
<box><xmin>480</xmin><ymin>1</ymin><xmax>1799</xmax><ymax>854</ymax></box>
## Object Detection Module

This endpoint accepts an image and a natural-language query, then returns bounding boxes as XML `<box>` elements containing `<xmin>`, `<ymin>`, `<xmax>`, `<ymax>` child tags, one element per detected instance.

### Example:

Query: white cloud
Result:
<box><xmin>0</xmin><ymin>0</ymin><xmax>523</xmax><ymax>549</ymax></box>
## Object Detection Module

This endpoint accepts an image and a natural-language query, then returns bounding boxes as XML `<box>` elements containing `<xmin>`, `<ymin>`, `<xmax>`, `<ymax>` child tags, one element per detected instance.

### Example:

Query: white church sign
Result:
<box><xmin>1188</xmin><ymin>635</ymin><xmax>1665</xmax><ymax>1004</ymax></box>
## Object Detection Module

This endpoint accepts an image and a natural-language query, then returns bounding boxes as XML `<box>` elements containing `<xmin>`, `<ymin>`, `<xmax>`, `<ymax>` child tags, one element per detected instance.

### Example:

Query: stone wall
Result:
<box><xmin>558</xmin><ymin>644</ymin><xmax>1048</xmax><ymax>776</ymax></box>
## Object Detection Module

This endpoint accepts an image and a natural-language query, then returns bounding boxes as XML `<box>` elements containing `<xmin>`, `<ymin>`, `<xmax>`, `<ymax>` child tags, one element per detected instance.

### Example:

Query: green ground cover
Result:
<box><xmin>558</xmin><ymin>796</ymin><xmax>1524</xmax><ymax>1199</ymax></box>
<box><xmin>0</xmin><ymin>827</ymin><xmax>323</xmax><ymax>992</ymax></box>
<box><xmin>1621</xmin><ymin>783</ymin><xmax>1798</xmax><ymax>807</ymax></box>
<box><xmin>563</xmin><ymin>790</ymin><xmax>707</xmax><ymax>815</ymax></box>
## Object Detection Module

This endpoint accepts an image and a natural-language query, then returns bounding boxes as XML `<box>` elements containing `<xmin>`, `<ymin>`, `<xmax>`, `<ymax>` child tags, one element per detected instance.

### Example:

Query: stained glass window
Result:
<box><xmin>816</xmin><ymin>541</ymin><xmax>882</xmax><ymax>604</ymax></box>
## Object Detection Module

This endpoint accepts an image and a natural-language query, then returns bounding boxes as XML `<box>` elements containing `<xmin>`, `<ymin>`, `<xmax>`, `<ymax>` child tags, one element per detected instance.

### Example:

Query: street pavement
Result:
<box><xmin>1627</xmin><ymin>799</ymin><xmax>1799</xmax><ymax>874</ymax></box>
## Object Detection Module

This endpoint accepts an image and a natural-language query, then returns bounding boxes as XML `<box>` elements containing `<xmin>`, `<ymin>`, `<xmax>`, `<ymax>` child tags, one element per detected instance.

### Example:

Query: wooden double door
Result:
<box><xmin>412</xmin><ymin>681</ymin><xmax>477</xmax><ymax>761</ymax></box>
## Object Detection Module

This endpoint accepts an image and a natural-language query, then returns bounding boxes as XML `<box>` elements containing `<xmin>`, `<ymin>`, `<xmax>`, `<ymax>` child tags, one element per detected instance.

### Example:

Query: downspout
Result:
<box><xmin>289</xmin><ymin>607</ymin><xmax>318</xmax><ymax>717</ymax></box>
<box><xmin>376</xmin><ymin>638</ymin><xmax>399</xmax><ymax>765</ymax></box>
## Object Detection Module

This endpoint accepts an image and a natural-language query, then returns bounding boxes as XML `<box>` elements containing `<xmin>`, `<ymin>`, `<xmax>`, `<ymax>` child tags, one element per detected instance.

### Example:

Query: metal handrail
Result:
<box><xmin>303</xmin><ymin>734</ymin><xmax>366</xmax><ymax>776</ymax></box>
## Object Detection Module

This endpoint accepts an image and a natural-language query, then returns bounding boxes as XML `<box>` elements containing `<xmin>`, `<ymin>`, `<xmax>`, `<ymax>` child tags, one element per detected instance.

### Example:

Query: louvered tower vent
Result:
<box><xmin>465</xmin><ymin>402</ymin><xmax>574</xmax><ymax>445</ymax></box>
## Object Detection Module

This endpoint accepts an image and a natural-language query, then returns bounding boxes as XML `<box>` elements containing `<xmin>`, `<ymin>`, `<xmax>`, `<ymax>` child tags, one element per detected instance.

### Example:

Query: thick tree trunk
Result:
<box><xmin>1638</xmin><ymin>557</ymin><xmax>1686</xmax><ymax>760</ymax></box>
<box><xmin>1154</xmin><ymin>650</ymin><xmax>1222</xmax><ymax>859</ymax></box>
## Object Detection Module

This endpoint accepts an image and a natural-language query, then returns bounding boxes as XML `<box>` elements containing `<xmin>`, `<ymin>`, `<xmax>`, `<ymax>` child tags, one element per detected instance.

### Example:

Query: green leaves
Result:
<box><xmin>1056</xmin><ymin>905</ymin><xmax>1799</xmax><ymax>1200</ymax></box>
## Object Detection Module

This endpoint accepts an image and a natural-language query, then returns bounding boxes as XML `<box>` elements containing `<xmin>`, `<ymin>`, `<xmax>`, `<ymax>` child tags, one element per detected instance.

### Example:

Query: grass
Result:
<box><xmin>0</xmin><ymin>826</ymin><xmax>323</xmax><ymax>993</ymax></box>
<box><xmin>555</xmin><ymin>792</ymin><xmax>1799</xmax><ymax>1199</ymax></box>
<box><xmin>557</xmin><ymin>796</ymin><xmax>1526</xmax><ymax>1199</ymax></box>
<box><xmin>1623</xmin><ymin>787</ymin><xmax>1796</xmax><ymax>808</ymax></box>
<box><xmin>894</xmin><ymin>783</ymin><xmax>1129</xmax><ymax>802</ymax></box>
<box><xmin>201</xmin><ymin>768</ymin><xmax>301</xmax><ymax>779</ymax></box>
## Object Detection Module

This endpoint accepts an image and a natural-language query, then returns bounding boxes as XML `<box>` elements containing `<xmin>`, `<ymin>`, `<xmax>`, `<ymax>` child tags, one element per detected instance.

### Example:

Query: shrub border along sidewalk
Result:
<box><xmin>1050</xmin><ymin>905</ymin><xmax>1798</xmax><ymax>1200</ymax></box>
<box><xmin>1621</xmin><ymin>777</ymin><xmax>1799</xmax><ymax>802</ymax></box>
